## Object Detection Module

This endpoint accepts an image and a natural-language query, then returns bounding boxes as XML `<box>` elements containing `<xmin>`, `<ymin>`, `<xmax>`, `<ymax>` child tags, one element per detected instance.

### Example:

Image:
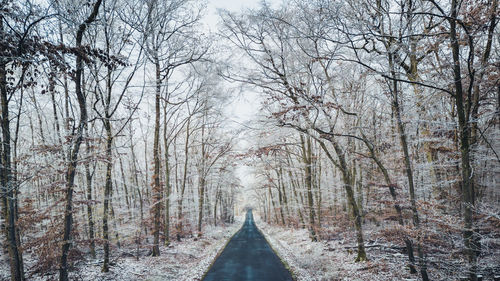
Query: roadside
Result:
<box><xmin>203</xmin><ymin>210</ymin><xmax>293</xmax><ymax>281</ymax></box>
<box><xmin>254</xmin><ymin>214</ymin><xmax>415</xmax><ymax>281</ymax></box>
<box><xmin>40</xmin><ymin>216</ymin><xmax>244</xmax><ymax>281</ymax></box>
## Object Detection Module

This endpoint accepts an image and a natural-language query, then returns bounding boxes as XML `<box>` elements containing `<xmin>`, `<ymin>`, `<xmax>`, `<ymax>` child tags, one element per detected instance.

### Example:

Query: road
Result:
<box><xmin>202</xmin><ymin>210</ymin><xmax>293</xmax><ymax>281</ymax></box>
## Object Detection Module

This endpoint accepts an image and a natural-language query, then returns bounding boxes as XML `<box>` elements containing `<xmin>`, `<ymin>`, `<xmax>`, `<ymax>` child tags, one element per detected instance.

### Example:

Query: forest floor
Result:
<box><xmin>2</xmin><ymin>210</ymin><xmax>498</xmax><ymax>281</ymax></box>
<box><xmin>0</xmin><ymin>215</ymin><xmax>244</xmax><ymax>281</ymax></box>
<box><xmin>68</xmin><ymin>219</ymin><xmax>243</xmax><ymax>281</ymax></box>
<box><xmin>254</xmin><ymin>215</ymin><xmax>417</xmax><ymax>281</ymax></box>
<box><xmin>255</xmin><ymin>213</ymin><xmax>500</xmax><ymax>281</ymax></box>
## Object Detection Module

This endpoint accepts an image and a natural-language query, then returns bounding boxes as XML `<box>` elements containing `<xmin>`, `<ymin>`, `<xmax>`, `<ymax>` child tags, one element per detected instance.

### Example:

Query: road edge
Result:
<box><xmin>254</xmin><ymin>221</ymin><xmax>298</xmax><ymax>281</ymax></box>
<box><xmin>198</xmin><ymin>220</ymin><xmax>245</xmax><ymax>280</ymax></box>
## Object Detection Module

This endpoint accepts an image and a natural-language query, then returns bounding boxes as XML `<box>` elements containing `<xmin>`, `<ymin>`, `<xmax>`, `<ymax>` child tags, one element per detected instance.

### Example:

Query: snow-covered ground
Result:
<box><xmin>67</xmin><ymin>219</ymin><xmax>243</xmax><ymax>281</ymax></box>
<box><xmin>3</xmin><ymin>210</ymin><xmax>496</xmax><ymax>280</ymax></box>
<box><xmin>254</xmin><ymin>214</ymin><xmax>416</xmax><ymax>281</ymax></box>
<box><xmin>0</xmin><ymin>216</ymin><xmax>243</xmax><ymax>281</ymax></box>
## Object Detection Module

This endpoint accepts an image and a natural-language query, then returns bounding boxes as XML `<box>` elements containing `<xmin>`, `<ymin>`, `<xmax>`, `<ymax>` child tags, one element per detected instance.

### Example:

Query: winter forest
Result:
<box><xmin>0</xmin><ymin>0</ymin><xmax>499</xmax><ymax>280</ymax></box>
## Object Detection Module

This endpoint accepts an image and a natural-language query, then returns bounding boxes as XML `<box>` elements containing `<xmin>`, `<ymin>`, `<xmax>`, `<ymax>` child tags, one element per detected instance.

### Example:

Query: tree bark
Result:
<box><xmin>389</xmin><ymin>51</ymin><xmax>429</xmax><ymax>281</ymax></box>
<box><xmin>318</xmin><ymin>137</ymin><xmax>367</xmax><ymax>261</ymax></box>
<box><xmin>449</xmin><ymin>0</ymin><xmax>479</xmax><ymax>278</ymax></box>
<box><xmin>359</xmin><ymin>128</ymin><xmax>417</xmax><ymax>273</ymax></box>
<box><xmin>151</xmin><ymin>57</ymin><xmax>162</xmax><ymax>256</ymax></box>
<box><xmin>163</xmin><ymin>127</ymin><xmax>171</xmax><ymax>246</ymax></box>
<box><xmin>0</xmin><ymin>19</ymin><xmax>24</xmax><ymax>281</ymax></box>
<box><xmin>197</xmin><ymin>109</ymin><xmax>207</xmax><ymax>236</ymax></box>
<box><xmin>59</xmin><ymin>1</ymin><xmax>102</xmax><ymax>280</ymax></box>
<box><xmin>102</xmin><ymin>120</ymin><xmax>113</xmax><ymax>272</ymax></box>
<box><xmin>84</xmin><ymin>130</ymin><xmax>95</xmax><ymax>259</ymax></box>
<box><xmin>177</xmin><ymin>118</ymin><xmax>190</xmax><ymax>241</ymax></box>
<box><xmin>300</xmin><ymin>135</ymin><xmax>317</xmax><ymax>241</ymax></box>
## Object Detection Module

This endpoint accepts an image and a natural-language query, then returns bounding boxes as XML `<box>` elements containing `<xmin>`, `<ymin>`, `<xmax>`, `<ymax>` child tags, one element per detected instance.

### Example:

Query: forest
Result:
<box><xmin>0</xmin><ymin>0</ymin><xmax>498</xmax><ymax>280</ymax></box>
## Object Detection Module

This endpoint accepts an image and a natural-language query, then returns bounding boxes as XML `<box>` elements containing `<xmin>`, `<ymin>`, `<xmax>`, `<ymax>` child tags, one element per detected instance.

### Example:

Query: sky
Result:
<box><xmin>130</xmin><ymin>0</ymin><xmax>281</xmax><ymax>211</ymax></box>
<box><xmin>205</xmin><ymin>0</ymin><xmax>276</xmax><ymax>24</ymax></box>
<box><xmin>203</xmin><ymin>0</ymin><xmax>257</xmax><ymax>33</ymax></box>
<box><xmin>202</xmin><ymin>0</ymin><xmax>261</xmax><ymax>126</ymax></box>
<box><xmin>202</xmin><ymin>0</ymin><xmax>281</xmax><ymax>129</ymax></box>
<box><xmin>201</xmin><ymin>0</ymin><xmax>282</xmax><ymax>211</ymax></box>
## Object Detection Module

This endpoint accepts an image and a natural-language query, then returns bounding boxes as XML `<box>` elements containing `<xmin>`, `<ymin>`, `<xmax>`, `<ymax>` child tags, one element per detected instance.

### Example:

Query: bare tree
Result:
<box><xmin>58</xmin><ymin>1</ymin><xmax>103</xmax><ymax>280</ymax></box>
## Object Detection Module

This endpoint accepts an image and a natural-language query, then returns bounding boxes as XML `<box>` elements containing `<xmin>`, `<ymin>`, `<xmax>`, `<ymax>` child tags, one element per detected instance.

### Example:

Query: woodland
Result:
<box><xmin>0</xmin><ymin>0</ymin><xmax>499</xmax><ymax>280</ymax></box>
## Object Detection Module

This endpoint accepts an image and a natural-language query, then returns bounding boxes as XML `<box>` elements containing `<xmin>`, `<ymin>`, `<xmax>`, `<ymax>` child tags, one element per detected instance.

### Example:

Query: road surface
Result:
<box><xmin>203</xmin><ymin>210</ymin><xmax>293</xmax><ymax>281</ymax></box>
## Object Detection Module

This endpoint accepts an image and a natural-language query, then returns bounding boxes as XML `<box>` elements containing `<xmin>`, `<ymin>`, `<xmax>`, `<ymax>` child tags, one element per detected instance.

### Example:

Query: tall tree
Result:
<box><xmin>59</xmin><ymin>1</ymin><xmax>102</xmax><ymax>280</ymax></box>
<box><xmin>136</xmin><ymin>0</ymin><xmax>206</xmax><ymax>255</ymax></box>
<box><xmin>88</xmin><ymin>0</ymin><xmax>143</xmax><ymax>270</ymax></box>
<box><xmin>0</xmin><ymin>12</ymin><xmax>24</xmax><ymax>281</ymax></box>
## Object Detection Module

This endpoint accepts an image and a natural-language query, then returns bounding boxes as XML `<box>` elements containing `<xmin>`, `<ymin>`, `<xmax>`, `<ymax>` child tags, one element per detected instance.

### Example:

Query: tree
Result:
<box><xmin>133</xmin><ymin>0</ymin><xmax>206</xmax><ymax>255</ymax></box>
<box><xmin>58</xmin><ymin>1</ymin><xmax>103</xmax><ymax>280</ymax></box>
<box><xmin>0</xmin><ymin>7</ymin><xmax>25</xmax><ymax>280</ymax></box>
<box><xmin>87</xmin><ymin>0</ymin><xmax>143</xmax><ymax>271</ymax></box>
<box><xmin>220</xmin><ymin>5</ymin><xmax>368</xmax><ymax>260</ymax></box>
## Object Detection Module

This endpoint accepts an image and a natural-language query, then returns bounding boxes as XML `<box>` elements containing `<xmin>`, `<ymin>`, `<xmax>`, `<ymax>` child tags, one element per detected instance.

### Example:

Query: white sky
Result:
<box><xmin>205</xmin><ymin>0</ymin><xmax>273</xmax><ymax>25</ymax></box>
<box><xmin>205</xmin><ymin>0</ymin><xmax>275</xmax><ymax>133</ymax></box>
<box><xmin>201</xmin><ymin>0</ymin><xmax>282</xmax><ymax>133</ymax></box>
<box><xmin>201</xmin><ymin>0</ymin><xmax>283</xmax><ymax>210</ymax></box>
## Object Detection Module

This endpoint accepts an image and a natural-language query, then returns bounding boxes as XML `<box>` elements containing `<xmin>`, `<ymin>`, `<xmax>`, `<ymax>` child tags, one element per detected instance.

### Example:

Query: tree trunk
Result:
<box><xmin>197</xmin><ymin>111</ymin><xmax>206</xmax><ymax>237</ymax></box>
<box><xmin>286</xmin><ymin>152</ymin><xmax>305</xmax><ymax>227</ymax></box>
<box><xmin>60</xmin><ymin>2</ymin><xmax>102</xmax><ymax>280</ymax></box>
<box><xmin>163</xmin><ymin>146</ymin><xmax>171</xmax><ymax>245</ymax></box>
<box><xmin>361</xmin><ymin>131</ymin><xmax>417</xmax><ymax>273</ymax></box>
<box><xmin>151</xmin><ymin>57</ymin><xmax>162</xmax><ymax>256</ymax></box>
<box><xmin>300</xmin><ymin>135</ymin><xmax>317</xmax><ymax>241</ymax></box>
<box><xmin>449</xmin><ymin>0</ymin><xmax>479</xmax><ymax>278</ymax></box>
<box><xmin>268</xmin><ymin>184</ymin><xmax>279</xmax><ymax>224</ymax></box>
<box><xmin>84</xmin><ymin>130</ymin><xmax>95</xmax><ymax>258</ymax></box>
<box><xmin>129</xmin><ymin>122</ymin><xmax>145</xmax><ymax>236</ymax></box>
<box><xmin>0</xmin><ymin>22</ymin><xmax>24</xmax><ymax>280</ymax></box>
<box><xmin>319</xmin><ymin>137</ymin><xmax>367</xmax><ymax>261</ymax></box>
<box><xmin>119</xmin><ymin>157</ymin><xmax>132</xmax><ymax>219</ymax></box>
<box><xmin>279</xmin><ymin>167</ymin><xmax>290</xmax><ymax>225</ymax></box>
<box><xmin>102</xmin><ymin>121</ymin><xmax>113</xmax><ymax>272</ymax></box>
<box><xmin>197</xmin><ymin>176</ymin><xmax>206</xmax><ymax>236</ymax></box>
<box><xmin>314</xmin><ymin>153</ymin><xmax>322</xmax><ymax>226</ymax></box>
<box><xmin>177</xmin><ymin>118</ymin><xmax>190</xmax><ymax>241</ymax></box>
<box><xmin>389</xmin><ymin>52</ymin><xmax>429</xmax><ymax>280</ymax></box>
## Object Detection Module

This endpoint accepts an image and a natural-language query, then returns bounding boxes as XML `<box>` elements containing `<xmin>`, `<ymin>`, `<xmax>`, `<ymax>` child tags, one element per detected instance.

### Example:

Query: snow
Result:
<box><xmin>69</xmin><ymin>219</ymin><xmax>243</xmax><ymax>281</ymax></box>
<box><xmin>254</xmin><ymin>214</ymin><xmax>415</xmax><ymax>281</ymax></box>
<box><xmin>0</xmin><ymin>216</ymin><xmax>244</xmax><ymax>281</ymax></box>
<box><xmin>3</xmin><ymin>209</ymin><xmax>498</xmax><ymax>280</ymax></box>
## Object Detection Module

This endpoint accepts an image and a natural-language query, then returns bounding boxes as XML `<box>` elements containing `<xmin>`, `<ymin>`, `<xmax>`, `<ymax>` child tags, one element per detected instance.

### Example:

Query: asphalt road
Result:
<box><xmin>202</xmin><ymin>210</ymin><xmax>293</xmax><ymax>281</ymax></box>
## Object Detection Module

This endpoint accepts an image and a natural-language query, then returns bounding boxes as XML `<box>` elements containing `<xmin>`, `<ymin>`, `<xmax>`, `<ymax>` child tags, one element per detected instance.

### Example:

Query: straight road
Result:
<box><xmin>203</xmin><ymin>210</ymin><xmax>293</xmax><ymax>281</ymax></box>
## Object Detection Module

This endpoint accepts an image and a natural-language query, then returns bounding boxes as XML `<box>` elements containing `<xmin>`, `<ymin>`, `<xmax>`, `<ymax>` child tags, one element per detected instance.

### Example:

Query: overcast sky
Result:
<box><xmin>201</xmin><ymin>0</ymin><xmax>283</xmax><ymax>211</ymax></box>
<box><xmin>201</xmin><ymin>0</ymin><xmax>281</xmax><ymax>134</ymax></box>
<box><xmin>204</xmin><ymin>0</ymin><xmax>282</xmax><ymax>32</ymax></box>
